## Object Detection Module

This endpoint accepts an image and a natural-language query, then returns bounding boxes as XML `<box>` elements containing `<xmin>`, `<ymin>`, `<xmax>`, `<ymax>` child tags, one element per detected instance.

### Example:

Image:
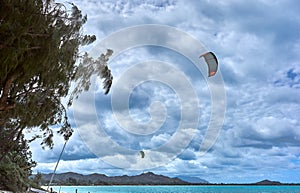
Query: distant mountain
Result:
<box><xmin>177</xmin><ymin>175</ymin><xmax>209</xmax><ymax>184</ymax></box>
<box><xmin>255</xmin><ymin>179</ymin><xmax>282</xmax><ymax>185</ymax></box>
<box><xmin>41</xmin><ymin>172</ymin><xmax>191</xmax><ymax>185</ymax></box>
<box><xmin>40</xmin><ymin>173</ymin><xmax>290</xmax><ymax>186</ymax></box>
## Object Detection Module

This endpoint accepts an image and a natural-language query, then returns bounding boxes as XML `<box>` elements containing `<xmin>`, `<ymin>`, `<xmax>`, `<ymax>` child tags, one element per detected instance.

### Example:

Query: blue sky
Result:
<box><xmin>29</xmin><ymin>0</ymin><xmax>300</xmax><ymax>183</ymax></box>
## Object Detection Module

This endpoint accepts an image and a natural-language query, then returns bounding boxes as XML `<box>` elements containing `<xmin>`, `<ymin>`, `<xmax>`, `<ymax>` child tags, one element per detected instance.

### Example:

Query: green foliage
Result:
<box><xmin>0</xmin><ymin>134</ymin><xmax>36</xmax><ymax>193</ymax></box>
<box><xmin>0</xmin><ymin>0</ymin><xmax>113</xmax><ymax>191</ymax></box>
<box><xmin>0</xmin><ymin>0</ymin><xmax>112</xmax><ymax>150</ymax></box>
<box><xmin>32</xmin><ymin>172</ymin><xmax>43</xmax><ymax>186</ymax></box>
<box><xmin>69</xmin><ymin>49</ymin><xmax>113</xmax><ymax>105</ymax></box>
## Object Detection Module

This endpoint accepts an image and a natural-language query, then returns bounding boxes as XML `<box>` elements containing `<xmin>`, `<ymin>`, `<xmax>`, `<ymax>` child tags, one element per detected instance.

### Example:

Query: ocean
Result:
<box><xmin>50</xmin><ymin>185</ymin><xmax>300</xmax><ymax>193</ymax></box>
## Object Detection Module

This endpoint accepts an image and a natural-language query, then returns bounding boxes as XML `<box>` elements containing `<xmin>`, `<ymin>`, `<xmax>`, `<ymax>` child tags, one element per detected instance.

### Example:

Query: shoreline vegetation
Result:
<box><xmin>38</xmin><ymin>172</ymin><xmax>300</xmax><ymax>186</ymax></box>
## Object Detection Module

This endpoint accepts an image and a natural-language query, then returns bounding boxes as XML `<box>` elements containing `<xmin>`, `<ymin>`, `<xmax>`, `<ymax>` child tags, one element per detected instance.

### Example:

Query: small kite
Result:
<box><xmin>140</xmin><ymin>151</ymin><xmax>145</xmax><ymax>158</ymax></box>
<box><xmin>200</xmin><ymin>52</ymin><xmax>218</xmax><ymax>77</ymax></box>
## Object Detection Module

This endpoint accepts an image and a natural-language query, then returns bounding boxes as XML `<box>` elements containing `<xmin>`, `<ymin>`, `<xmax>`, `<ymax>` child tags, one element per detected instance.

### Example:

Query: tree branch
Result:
<box><xmin>25</xmin><ymin>32</ymin><xmax>50</xmax><ymax>38</ymax></box>
<box><xmin>0</xmin><ymin>74</ymin><xmax>16</xmax><ymax>111</ymax></box>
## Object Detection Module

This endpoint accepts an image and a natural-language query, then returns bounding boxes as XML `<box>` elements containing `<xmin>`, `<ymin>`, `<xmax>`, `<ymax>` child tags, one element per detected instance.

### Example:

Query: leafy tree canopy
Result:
<box><xmin>0</xmin><ymin>0</ymin><xmax>113</xmax><ymax>158</ymax></box>
<box><xmin>0</xmin><ymin>0</ymin><xmax>114</xmax><ymax>192</ymax></box>
<box><xmin>0</xmin><ymin>134</ymin><xmax>36</xmax><ymax>192</ymax></box>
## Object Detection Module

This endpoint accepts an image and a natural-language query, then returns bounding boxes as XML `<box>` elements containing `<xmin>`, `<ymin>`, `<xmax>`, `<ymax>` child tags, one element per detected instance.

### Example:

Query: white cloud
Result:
<box><xmin>29</xmin><ymin>0</ymin><xmax>300</xmax><ymax>183</ymax></box>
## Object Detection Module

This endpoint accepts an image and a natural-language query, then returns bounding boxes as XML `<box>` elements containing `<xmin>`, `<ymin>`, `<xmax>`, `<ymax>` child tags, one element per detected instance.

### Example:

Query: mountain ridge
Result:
<box><xmin>41</xmin><ymin>172</ymin><xmax>205</xmax><ymax>185</ymax></box>
<box><xmin>177</xmin><ymin>175</ymin><xmax>209</xmax><ymax>184</ymax></box>
<box><xmin>255</xmin><ymin>179</ymin><xmax>282</xmax><ymax>185</ymax></box>
<box><xmin>38</xmin><ymin>172</ymin><xmax>300</xmax><ymax>186</ymax></box>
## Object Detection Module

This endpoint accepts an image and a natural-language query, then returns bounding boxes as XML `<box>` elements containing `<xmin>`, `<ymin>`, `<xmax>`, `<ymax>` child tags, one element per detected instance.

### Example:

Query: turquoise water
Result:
<box><xmin>51</xmin><ymin>185</ymin><xmax>300</xmax><ymax>193</ymax></box>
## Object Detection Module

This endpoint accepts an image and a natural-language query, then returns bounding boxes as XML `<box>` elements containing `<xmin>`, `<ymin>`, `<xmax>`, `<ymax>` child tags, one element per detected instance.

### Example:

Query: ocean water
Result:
<box><xmin>50</xmin><ymin>185</ymin><xmax>300</xmax><ymax>193</ymax></box>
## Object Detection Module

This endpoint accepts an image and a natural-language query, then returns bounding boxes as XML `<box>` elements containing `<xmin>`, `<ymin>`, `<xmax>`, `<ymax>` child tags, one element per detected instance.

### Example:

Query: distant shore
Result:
<box><xmin>47</xmin><ymin>185</ymin><xmax>300</xmax><ymax>193</ymax></box>
<box><xmin>37</xmin><ymin>172</ymin><xmax>300</xmax><ymax>186</ymax></box>
<box><xmin>45</xmin><ymin>183</ymin><xmax>300</xmax><ymax>186</ymax></box>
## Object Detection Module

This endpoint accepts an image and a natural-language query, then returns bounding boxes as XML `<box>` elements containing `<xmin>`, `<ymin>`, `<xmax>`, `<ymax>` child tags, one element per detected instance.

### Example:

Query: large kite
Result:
<box><xmin>200</xmin><ymin>52</ymin><xmax>218</xmax><ymax>77</ymax></box>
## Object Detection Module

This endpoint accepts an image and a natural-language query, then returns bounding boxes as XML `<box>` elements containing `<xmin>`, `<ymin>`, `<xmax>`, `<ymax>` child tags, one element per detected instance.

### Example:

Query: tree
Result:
<box><xmin>32</xmin><ymin>172</ymin><xmax>43</xmax><ymax>187</ymax></box>
<box><xmin>0</xmin><ymin>0</ymin><xmax>113</xmax><ymax>191</ymax></box>
<box><xmin>0</xmin><ymin>0</ymin><xmax>112</xmax><ymax>157</ymax></box>
<box><xmin>0</xmin><ymin>133</ymin><xmax>36</xmax><ymax>192</ymax></box>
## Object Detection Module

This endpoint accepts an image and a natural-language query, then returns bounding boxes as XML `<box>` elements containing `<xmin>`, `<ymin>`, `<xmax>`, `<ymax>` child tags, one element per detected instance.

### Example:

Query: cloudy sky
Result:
<box><xmin>29</xmin><ymin>0</ymin><xmax>300</xmax><ymax>183</ymax></box>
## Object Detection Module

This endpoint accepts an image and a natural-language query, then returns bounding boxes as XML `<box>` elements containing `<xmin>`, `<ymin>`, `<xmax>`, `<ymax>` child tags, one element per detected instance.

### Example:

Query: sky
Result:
<box><xmin>28</xmin><ymin>0</ymin><xmax>300</xmax><ymax>183</ymax></box>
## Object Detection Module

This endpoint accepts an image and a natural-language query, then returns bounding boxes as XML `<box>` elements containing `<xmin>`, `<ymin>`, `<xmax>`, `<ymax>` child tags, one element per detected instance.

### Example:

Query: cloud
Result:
<box><xmin>29</xmin><ymin>0</ymin><xmax>300</xmax><ymax>183</ymax></box>
<box><xmin>29</xmin><ymin>128</ymin><xmax>97</xmax><ymax>164</ymax></box>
